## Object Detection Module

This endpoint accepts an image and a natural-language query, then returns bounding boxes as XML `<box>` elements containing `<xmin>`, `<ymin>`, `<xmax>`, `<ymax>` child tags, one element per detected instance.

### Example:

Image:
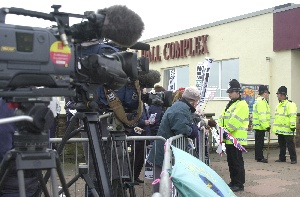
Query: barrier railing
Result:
<box><xmin>151</xmin><ymin>130</ymin><xmax>208</xmax><ymax>197</ymax></box>
<box><xmin>50</xmin><ymin>136</ymin><xmax>168</xmax><ymax>197</ymax></box>
<box><xmin>49</xmin><ymin>130</ymin><xmax>207</xmax><ymax>197</ymax></box>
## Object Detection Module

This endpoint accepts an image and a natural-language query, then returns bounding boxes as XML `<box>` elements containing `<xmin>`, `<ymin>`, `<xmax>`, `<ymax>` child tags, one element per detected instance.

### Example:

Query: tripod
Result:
<box><xmin>0</xmin><ymin>101</ymin><xmax>70</xmax><ymax>197</ymax></box>
<box><xmin>59</xmin><ymin>110</ymin><xmax>136</xmax><ymax>197</ymax></box>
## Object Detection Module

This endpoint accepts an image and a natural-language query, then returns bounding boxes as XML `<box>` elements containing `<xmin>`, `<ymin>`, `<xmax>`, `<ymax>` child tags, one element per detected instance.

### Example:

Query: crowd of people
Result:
<box><xmin>0</xmin><ymin>79</ymin><xmax>298</xmax><ymax>196</ymax></box>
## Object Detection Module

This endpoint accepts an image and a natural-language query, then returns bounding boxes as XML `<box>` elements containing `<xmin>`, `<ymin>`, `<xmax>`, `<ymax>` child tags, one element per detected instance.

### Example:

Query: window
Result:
<box><xmin>207</xmin><ymin>59</ymin><xmax>239</xmax><ymax>98</ymax></box>
<box><xmin>163</xmin><ymin>66</ymin><xmax>189</xmax><ymax>91</ymax></box>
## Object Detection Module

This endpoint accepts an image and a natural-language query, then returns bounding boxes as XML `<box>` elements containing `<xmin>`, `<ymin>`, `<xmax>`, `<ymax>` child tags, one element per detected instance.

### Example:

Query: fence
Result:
<box><xmin>48</xmin><ymin>127</ymin><xmax>207</xmax><ymax>197</ymax></box>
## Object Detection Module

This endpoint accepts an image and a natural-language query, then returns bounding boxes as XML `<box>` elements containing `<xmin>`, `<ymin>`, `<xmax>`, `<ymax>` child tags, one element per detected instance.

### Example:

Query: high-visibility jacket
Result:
<box><xmin>218</xmin><ymin>99</ymin><xmax>249</xmax><ymax>145</ymax></box>
<box><xmin>272</xmin><ymin>99</ymin><xmax>297</xmax><ymax>135</ymax></box>
<box><xmin>252</xmin><ymin>96</ymin><xmax>271</xmax><ymax>130</ymax></box>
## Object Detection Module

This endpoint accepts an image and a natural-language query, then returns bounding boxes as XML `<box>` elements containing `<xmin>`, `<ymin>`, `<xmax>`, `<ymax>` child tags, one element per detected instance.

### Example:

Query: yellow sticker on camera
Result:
<box><xmin>50</xmin><ymin>41</ymin><xmax>71</xmax><ymax>67</ymax></box>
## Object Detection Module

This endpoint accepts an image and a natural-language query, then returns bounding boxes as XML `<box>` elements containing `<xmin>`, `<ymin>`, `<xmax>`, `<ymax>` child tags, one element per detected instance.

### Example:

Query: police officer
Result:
<box><xmin>273</xmin><ymin>86</ymin><xmax>297</xmax><ymax>164</ymax></box>
<box><xmin>218</xmin><ymin>79</ymin><xmax>249</xmax><ymax>192</ymax></box>
<box><xmin>252</xmin><ymin>85</ymin><xmax>271</xmax><ymax>163</ymax></box>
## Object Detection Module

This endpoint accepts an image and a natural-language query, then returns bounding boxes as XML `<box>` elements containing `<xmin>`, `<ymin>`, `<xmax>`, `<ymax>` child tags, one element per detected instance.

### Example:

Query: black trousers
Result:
<box><xmin>131</xmin><ymin>141</ymin><xmax>145</xmax><ymax>179</ymax></box>
<box><xmin>226</xmin><ymin>144</ymin><xmax>245</xmax><ymax>187</ymax></box>
<box><xmin>278</xmin><ymin>134</ymin><xmax>297</xmax><ymax>161</ymax></box>
<box><xmin>254</xmin><ymin>130</ymin><xmax>266</xmax><ymax>160</ymax></box>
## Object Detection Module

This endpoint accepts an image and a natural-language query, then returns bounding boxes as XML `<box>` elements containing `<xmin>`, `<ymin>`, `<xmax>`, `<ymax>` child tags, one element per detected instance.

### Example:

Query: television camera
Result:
<box><xmin>0</xmin><ymin>4</ymin><xmax>154</xmax><ymax>197</ymax></box>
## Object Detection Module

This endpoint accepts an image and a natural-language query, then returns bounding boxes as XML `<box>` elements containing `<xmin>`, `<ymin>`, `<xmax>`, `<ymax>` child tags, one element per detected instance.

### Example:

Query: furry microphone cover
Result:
<box><xmin>98</xmin><ymin>5</ymin><xmax>144</xmax><ymax>47</ymax></box>
<box><xmin>138</xmin><ymin>70</ymin><xmax>161</xmax><ymax>88</ymax></box>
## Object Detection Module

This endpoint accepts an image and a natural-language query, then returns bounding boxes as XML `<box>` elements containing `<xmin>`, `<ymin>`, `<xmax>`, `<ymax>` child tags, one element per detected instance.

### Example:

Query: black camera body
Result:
<box><xmin>0</xmin><ymin>23</ymin><xmax>74</xmax><ymax>89</ymax></box>
<box><xmin>0</xmin><ymin>5</ymin><xmax>149</xmax><ymax>101</ymax></box>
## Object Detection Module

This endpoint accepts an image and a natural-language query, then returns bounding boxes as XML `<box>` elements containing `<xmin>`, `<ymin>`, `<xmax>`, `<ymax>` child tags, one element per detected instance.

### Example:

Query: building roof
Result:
<box><xmin>141</xmin><ymin>3</ymin><xmax>300</xmax><ymax>43</ymax></box>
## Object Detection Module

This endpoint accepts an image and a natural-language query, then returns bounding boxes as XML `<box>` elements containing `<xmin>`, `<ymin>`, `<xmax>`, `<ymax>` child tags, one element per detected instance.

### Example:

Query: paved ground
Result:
<box><xmin>210</xmin><ymin>146</ymin><xmax>300</xmax><ymax>197</ymax></box>
<box><xmin>60</xmin><ymin>146</ymin><xmax>300</xmax><ymax>197</ymax></box>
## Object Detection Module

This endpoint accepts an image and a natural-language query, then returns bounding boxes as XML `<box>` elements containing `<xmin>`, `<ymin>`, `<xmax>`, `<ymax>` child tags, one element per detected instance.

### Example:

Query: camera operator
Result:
<box><xmin>148</xmin><ymin>85</ymin><xmax>166</xmax><ymax>137</ymax></box>
<box><xmin>0</xmin><ymin>98</ymin><xmax>40</xmax><ymax>197</ymax></box>
<box><xmin>126</xmin><ymin>102</ymin><xmax>150</xmax><ymax>185</ymax></box>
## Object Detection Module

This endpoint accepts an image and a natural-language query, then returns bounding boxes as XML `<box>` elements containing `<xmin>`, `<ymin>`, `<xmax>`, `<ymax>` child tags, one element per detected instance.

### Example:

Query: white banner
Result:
<box><xmin>168</xmin><ymin>69</ymin><xmax>176</xmax><ymax>91</ymax></box>
<box><xmin>196</xmin><ymin>57</ymin><xmax>213</xmax><ymax>106</ymax></box>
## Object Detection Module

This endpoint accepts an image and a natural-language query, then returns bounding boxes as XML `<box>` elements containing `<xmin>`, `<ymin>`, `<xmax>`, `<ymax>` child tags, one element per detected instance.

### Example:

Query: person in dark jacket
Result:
<box><xmin>0</xmin><ymin>98</ymin><xmax>40</xmax><ymax>197</ymax></box>
<box><xmin>129</xmin><ymin>103</ymin><xmax>151</xmax><ymax>184</ymax></box>
<box><xmin>147</xmin><ymin>86</ymin><xmax>201</xmax><ymax>193</ymax></box>
<box><xmin>148</xmin><ymin>98</ymin><xmax>164</xmax><ymax>137</ymax></box>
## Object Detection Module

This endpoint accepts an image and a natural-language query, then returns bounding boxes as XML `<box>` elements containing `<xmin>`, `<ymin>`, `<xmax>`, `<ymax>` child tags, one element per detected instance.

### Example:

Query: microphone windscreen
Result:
<box><xmin>98</xmin><ymin>5</ymin><xmax>144</xmax><ymax>47</ymax></box>
<box><xmin>138</xmin><ymin>70</ymin><xmax>161</xmax><ymax>88</ymax></box>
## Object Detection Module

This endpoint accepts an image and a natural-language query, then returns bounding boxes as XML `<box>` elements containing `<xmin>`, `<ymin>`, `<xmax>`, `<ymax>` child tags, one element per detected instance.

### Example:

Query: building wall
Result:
<box><xmin>144</xmin><ymin>11</ymin><xmax>300</xmax><ymax>119</ymax></box>
<box><xmin>291</xmin><ymin>50</ymin><xmax>300</xmax><ymax>108</ymax></box>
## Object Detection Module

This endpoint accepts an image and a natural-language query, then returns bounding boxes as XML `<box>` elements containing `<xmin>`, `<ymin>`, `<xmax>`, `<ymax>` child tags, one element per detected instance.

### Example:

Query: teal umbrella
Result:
<box><xmin>169</xmin><ymin>145</ymin><xmax>236</xmax><ymax>197</ymax></box>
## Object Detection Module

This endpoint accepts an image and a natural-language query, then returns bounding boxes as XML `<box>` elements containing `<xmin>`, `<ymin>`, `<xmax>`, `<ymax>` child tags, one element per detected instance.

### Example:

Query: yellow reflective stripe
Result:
<box><xmin>276</xmin><ymin>130</ymin><xmax>294</xmax><ymax>135</ymax></box>
<box><xmin>232</xmin><ymin>114</ymin><xmax>244</xmax><ymax>122</ymax></box>
<box><xmin>240</xmin><ymin>126</ymin><xmax>248</xmax><ymax>130</ymax></box>
<box><xmin>236</xmin><ymin>138</ymin><xmax>247</xmax><ymax>142</ymax></box>
<box><xmin>227</xmin><ymin>122</ymin><xmax>238</xmax><ymax>130</ymax></box>
<box><xmin>258</xmin><ymin>112</ymin><xmax>267</xmax><ymax>115</ymax></box>
<box><xmin>273</xmin><ymin>124</ymin><xmax>290</xmax><ymax>129</ymax></box>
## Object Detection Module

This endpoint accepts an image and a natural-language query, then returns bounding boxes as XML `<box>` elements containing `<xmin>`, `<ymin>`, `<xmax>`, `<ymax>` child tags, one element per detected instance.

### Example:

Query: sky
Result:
<box><xmin>1</xmin><ymin>0</ymin><xmax>300</xmax><ymax>42</ymax></box>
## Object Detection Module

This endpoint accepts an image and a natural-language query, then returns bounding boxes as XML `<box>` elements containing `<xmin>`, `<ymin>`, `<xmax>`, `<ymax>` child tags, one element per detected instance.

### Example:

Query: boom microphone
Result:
<box><xmin>97</xmin><ymin>5</ymin><xmax>144</xmax><ymax>47</ymax></box>
<box><xmin>138</xmin><ymin>70</ymin><xmax>161</xmax><ymax>88</ymax></box>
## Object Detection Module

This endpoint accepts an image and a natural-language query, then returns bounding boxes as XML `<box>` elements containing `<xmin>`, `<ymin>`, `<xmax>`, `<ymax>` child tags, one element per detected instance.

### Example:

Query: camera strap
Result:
<box><xmin>104</xmin><ymin>80</ymin><xmax>143</xmax><ymax>127</ymax></box>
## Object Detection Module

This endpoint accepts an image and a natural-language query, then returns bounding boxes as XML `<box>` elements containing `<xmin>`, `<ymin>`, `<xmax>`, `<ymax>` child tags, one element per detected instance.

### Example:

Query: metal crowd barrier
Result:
<box><xmin>49</xmin><ymin>129</ymin><xmax>207</xmax><ymax>197</ymax></box>
<box><xmin>152</xmin><ymin>128</ymin><xmax>208</xmax><ymax>197</ymax></box>
<box><xmin>49</xmin><ymin>136</ymin><xmax>168</xmax><ymax>197</ymax></box>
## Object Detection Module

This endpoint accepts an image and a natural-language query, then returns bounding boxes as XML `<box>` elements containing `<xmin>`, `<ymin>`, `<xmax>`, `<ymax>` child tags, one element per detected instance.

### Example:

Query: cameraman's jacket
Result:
<box><xmin>147</xmin><ymin>98</ymin><xmax>198</xmax><ymax>167</ymax></box>
<box><xmin>272</xmin><ymin>99</ymin><xmax>297</xmax><ymax>135</ymax></box>
<box><xmin>218</xmin><ymin>99</ymin><xmax>249</xmax><ymax>145</ymax></box>
<box><xmin>252</xmin><ymin>96</ymin><xmax>271</xmax><ymax>130</ymax></box>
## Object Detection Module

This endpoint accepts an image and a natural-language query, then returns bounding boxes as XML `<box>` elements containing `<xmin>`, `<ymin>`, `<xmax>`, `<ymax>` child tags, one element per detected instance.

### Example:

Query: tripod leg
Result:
<box><xmin>55</xmin><ymin>155</ymin><xmax>71</xmax><ymax>197</ymax></box>
<box><xmin>110</xmin><ymin>132</ymin><xmax>136</xmax><ymax>197</ymax></box>
<box><xmin>83</xmin><ymin>113</ymin><xmax>114</xmax><ymax>196</ymax></box>
<box><xmin>37</xmin><ymin>170</ymin><xmax>51</xmax><ymax>197</ymax></box>
<box><xmin>0</xmin><ymin>153</ymin><xmax>13</xmax><ymax>190</ymax></box>
<box><xmin>17</xmin><ymin>169</ymin><xmax>27</xmax><ymax>197</ymax></box>
<box><xmin>123</xmin><ymin>140</ymin><xmax>136</xmax><ymax>197</ymax></box>
<box><xmin>50</xmin><ymin>168</ymin><xmax>59</xmax><ymax>197</ymax></box>
<box><xmin>82</xmin><ymin>174</ymin><xmax>99</xmax><ymax>197</ymax></box>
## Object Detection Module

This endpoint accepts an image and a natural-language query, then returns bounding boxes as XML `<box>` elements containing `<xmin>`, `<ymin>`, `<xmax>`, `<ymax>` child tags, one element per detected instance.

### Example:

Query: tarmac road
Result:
<box><xmin>210</xmin><ymin>147</ymin><xmax>300</xmax><ymax>197</ymax></box>
<box><xmin>60</xmin><ymin>146</ymin><xmax>300</xmax><ymax>197</ymax></box>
